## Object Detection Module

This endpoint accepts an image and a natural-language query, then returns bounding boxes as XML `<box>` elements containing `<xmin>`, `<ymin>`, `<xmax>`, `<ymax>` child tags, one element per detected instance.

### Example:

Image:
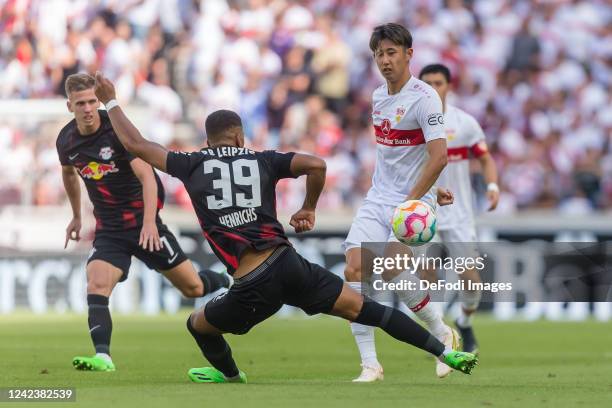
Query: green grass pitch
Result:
<box><xmin>1</xmin><ymin>313</ymin><xmax>610</xmax><ymax>408</ymax></box>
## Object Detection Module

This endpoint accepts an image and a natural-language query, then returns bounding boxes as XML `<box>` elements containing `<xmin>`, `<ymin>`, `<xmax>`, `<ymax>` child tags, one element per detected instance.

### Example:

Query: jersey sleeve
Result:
<box><xmin>56</xmin><ymin>134</ymin><xmax>69</xmax><ymax>166</ymax></box>
<box><xmin>415</xmin><ymin>93</ymin><xmax>445</xmax><ymax>142</ymax></box>
<box><xmin>263</xmin><ymin>150</ymin><xmax>297</xmax><ymax>180</ymax></box>
<box><xmin>465</xmin><ymin>115</ymin><xmax>488</xmax><ymax>158</ymax></box>
<box><xmin>166</xmin><ymin>151</ymin><xmax>200</xmax><ymax>181</ymax></box>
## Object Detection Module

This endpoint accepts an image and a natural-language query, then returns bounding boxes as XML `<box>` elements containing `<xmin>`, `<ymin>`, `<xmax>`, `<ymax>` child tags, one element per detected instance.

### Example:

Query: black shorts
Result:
<box><xmin>204</xmin><ymin>245</ymin><xmax>344</xmax><ymax>335</ymax></box>
<box><xmin>87</xmin><ymin>223</ymin><xmax>188</xmax><ymax>282</ymax></box>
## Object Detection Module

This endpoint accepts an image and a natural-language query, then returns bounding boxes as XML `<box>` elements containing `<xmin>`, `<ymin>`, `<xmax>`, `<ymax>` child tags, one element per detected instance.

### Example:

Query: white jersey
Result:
<box><xmin>366</xmin><ymin>76</ymin><xmax>445</xmax><ymax>207</ymax></box>
<box><xmin>436</xmin><ymin>105</ymin><xmax>488</xmax><ymax>230</ymax></box>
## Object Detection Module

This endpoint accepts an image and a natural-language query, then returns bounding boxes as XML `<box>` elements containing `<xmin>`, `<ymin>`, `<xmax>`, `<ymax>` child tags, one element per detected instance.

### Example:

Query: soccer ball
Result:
<box><xmin>391</xmin><ymin>200</ymin><xmax>436</xmax><ymax>246</ymax></box>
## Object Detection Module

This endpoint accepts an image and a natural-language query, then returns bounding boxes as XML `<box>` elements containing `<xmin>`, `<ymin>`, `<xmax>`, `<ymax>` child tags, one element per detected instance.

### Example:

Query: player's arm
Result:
<box><xmin>61</xmin><ymin>165</ymin><xmax>82</xmax><ymax>248</ymax></box>
<box><xmin>406</xmin><ymin>138</ymin><xmax>447</xmax><ymax>201</ymax></box>
<box><xmin>288</xmin><ymin>153</ymin><xmax>327</xmax><ymax>233</ymax></box>
<box><xmin>406</xmin><ymin>93</ymin><xmax>447</xmax><ymax>202</ymax></box>
<box><xmin>93</xmin><ymin>72</ymin><xmax>169</xmax><ymax>172</ymax></box>
<box><xmin>130</xmin><ymin>158</ymin><xmax>162</xmax><ymax>251</ymax></box>
<box><xmin>468</xmin><ymin>115</ymin><xmax>499</xmax><ymax>211</ymax></box>
<box><xmin>475</xmin><ymin>147</ymin><xmax>499</xmax><ymax>211</ymax></box>
<box><xmin>290</xmin><ymin>154</ymin><xmax>327</xmax><ymax>210</ymax></box>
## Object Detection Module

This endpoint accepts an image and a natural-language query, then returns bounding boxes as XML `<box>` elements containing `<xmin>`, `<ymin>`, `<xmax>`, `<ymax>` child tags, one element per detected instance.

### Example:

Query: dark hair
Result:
<box><xmin>369</xmin><ymin>23</ymin><xmax>413</xmax><ymax>52</ymax></box>
<box><xmin>205</xmin><ymin>109</ymin><xmax>243</xmax><ymax>140</ymax></box>
<box><xmin>419</xmin><ymin>63</ymin><xmax>452</xmax><ymax>83</ymax></box>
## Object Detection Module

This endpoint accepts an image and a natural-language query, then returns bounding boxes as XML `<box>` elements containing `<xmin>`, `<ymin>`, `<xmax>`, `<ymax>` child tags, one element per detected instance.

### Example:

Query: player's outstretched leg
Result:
<box><xmin>330</xmin><ymin>284</ymin><xmax>478</xmax><ymax>376</ymax></box>
<box><xmin>186</xmin><ymin>311</ymin><xmax>247</xmax><ymax>384</ymax></box>
<box><xmin>73</xmin><ymin>261</ymin><xmax>121</xmax><ymax>372</ymax></box>
<box><xmin>389</xmin><ymin>269</ymin><xmax>459</xmax><ymax>378</ymax></box>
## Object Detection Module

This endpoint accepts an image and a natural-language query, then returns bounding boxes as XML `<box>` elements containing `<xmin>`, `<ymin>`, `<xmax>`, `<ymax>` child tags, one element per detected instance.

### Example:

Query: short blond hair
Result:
<box><xmin>64</xmin><ymin>73</ymin><xmax>95</xmax><ymax>96</ymax></box>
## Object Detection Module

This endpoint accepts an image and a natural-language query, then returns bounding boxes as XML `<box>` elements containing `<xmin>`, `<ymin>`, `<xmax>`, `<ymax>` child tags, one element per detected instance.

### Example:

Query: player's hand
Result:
<box><xmin>139</xmin><ymin>222</ymin><xmax>162</xmax><ymax>252</ymax></box>
<box><xmin>289</xmin><ymin>208</ymin><xmax>315</xmax><ymax>233</ymax></box>
<box><xmin>487</xmin><ymin>190</ymin><xmax>499</xmax><ymax>211</ymax></box>
<box><xmin>64</xmin><ymin>217</ymin><xmax>82</xmax><ymax>249</ymax></box>
<box><xmin>94</xmin><ymin>71</ymin><xmax>116</xmax><ymax>104</ymax></box>
<box><xmin>436</xmin><ymin>187</ymin><xmax>454</xmax><ymax>206</ymax></box>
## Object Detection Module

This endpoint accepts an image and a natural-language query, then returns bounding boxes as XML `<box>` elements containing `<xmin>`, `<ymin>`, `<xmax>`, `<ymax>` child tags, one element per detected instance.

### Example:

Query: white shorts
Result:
<box><xmin>343</xmin><ymin>199</ymin><xmax>397</xmax><ymax>253</ymax></box>
<box><xmin>343</xmin><ymin>197</ymin><xmax>435</xmax><ymax>256</ymax></box>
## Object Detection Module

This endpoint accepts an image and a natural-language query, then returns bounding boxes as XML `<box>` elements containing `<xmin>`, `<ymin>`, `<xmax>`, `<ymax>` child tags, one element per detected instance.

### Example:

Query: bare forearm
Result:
<box><xmin>62</xmin><ymin>174</ymin><xmax>81</xmax><ymax>218</ymax></box>
<box><xmin>302</xmin><ymin>168</ymin><xmax>326</xmax><ymax>210</ymax></box>
<box><xmin>107</xmin><ymin>107</ymin><xmax>145</xmax><ymax>155</ymax></box>
<box><xmin>481</xmin><ymin>155</ymin><xmax>498</xmax><ymax>185</ymax></box>
<box><xmin>141</xmin><ymin>175</ymin><xmax>158</xmax><ymax>224</ymax></box>
<box><xmin>407</xmin><ymin>156</ymin><xmax>447</xmax><ymax>200</ymax></box>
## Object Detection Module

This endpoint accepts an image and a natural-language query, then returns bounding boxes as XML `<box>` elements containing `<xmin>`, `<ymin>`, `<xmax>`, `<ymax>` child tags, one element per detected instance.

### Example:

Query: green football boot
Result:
<box><xmin>188</xmin><ymin>367</ymin><xmax>247</xmax><ymax>384</ymax></box>
<box><xmin>442</xmin><ymin>351</ymin><xmax>478</xmax><ymax>375</ymax></box>
<box><xmin>72</xmin><ymin>355</ymin><xmax>115</xmax><ymax>372</ymax></box>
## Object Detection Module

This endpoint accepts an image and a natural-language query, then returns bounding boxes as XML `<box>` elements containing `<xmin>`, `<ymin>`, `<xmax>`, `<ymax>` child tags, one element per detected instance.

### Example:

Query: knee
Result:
<box><xmin>419</xmin><ymin>267</ymin><xmax>438</xmax><ymax>283</ymax></box>
<box><xmin>344</xmin><ymin>263</ymin><xmax>362</xmax><ymax>282</ymax></box>
<box><xmin>187</xmin><ymin>311</ymin><xmax>206</xmax><ymax>334</ymax></box>
<box><xmin>349</xmin><ymin>298</ymin><xmax>381</xmax><ymax>326</ymax></box>
<box><xmin>346</xmin><ymin>307</ymin><xmax>362</xmax><ymax>323</ymax></box>
<box><xmin>461</xmin><ymin>268</ymin><xmax>482</xmax><ymax>285</ymax></box>
<box><xmin>87</xmin><ymin>278</ymin><xmax>112</xmax><ymax>296</ymax></box>
<box><xmin>180</xmin><ymin>282</ymin><xmax>204</xmax><ymax>298</ymax></box>
<box><xmin>332</xmin><ymin>285</ymin><xmax>364</xmax><ymax>321</ymax></box>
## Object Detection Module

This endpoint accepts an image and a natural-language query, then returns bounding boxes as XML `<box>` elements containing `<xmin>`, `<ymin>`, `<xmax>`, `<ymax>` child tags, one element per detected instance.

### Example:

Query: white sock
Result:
<box><xmin>457</xmin><ymin>289</ymin><xmax>481</xmax><ymax>327</ymax></box>
<box><xmin>414</xmin><ymin>302</ymin><xmax>447</xmax><ymax>339</ymax></box>
<box><xmin>348</xmin><ymin>281</ymin><xmax>380</xmax><ymax>367</ymax></box>
<box><xmin>391</xmin><ymin>271</ymin><xmax>447</xmax><ymax>338</ymax></box>
<box><xmin>95</xmin><ymin>353</ymin><xmax>113</xmax><ymax>364</ymax></box>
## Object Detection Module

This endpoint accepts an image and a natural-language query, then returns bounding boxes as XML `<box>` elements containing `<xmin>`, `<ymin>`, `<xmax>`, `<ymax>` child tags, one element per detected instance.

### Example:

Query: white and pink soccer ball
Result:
<box><xmin>391</xmin><ymin>200</ymin><xmax>437</xmax><ymax>246</ymax></box>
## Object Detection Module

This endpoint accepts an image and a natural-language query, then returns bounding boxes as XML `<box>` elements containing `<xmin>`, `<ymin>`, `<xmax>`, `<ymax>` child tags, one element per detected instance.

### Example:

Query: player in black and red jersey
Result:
<box><xmin>57</xmin><ymin>73</ymin><xmax>230</xmax><ymax>372</ymax></box>
<box><xmin>93</xmin><ymin>72</ymin><xmax>478</xmax><ymax>383</ymax></box>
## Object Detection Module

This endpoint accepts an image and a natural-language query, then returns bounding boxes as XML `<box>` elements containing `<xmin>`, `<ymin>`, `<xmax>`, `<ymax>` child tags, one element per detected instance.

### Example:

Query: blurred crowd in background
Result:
<box><xmin>1</xmin><ymin>0</ymin><xmax>610</xmax><ymax>215</ymax></box>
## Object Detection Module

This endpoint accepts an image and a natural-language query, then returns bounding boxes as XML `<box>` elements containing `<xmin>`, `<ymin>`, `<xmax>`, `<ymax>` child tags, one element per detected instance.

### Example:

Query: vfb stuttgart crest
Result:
<box><xmin>395</xmin><ymin>106</ymin><xmax>406</xmax><ymax>122</ymax></box>
<box><xmin>381</xmin><ymin>119</ymin><xmax>392</xmax><ymax>135</ymax></box>
<box><xmin>99</xmin><ymin>146</ymin><xmax>114</xmax><ymax>160</ymax></box>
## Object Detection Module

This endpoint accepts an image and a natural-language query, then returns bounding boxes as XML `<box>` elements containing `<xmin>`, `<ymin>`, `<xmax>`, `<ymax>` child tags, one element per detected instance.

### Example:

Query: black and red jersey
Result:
<box><xmin>166</xmin><ymin>146</ymin><xmax>296</xmax><ymax>274</ymax></box>
<box><xmin>56</xmin><ymin>110</ymin><xmax>164</xmax><ymax>232</ymax></box>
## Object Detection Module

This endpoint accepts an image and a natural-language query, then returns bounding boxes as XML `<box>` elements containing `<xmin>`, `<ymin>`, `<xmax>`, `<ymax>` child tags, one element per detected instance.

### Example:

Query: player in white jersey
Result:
<box><xmin>419</xmin><ymin>63</ymin><xmax>500</xmax><ymax>354</ymax></box>
<box><xmin>343</xmin><ymin>23</ymin><xmax>460</xmax><ymax>382</ymax></box>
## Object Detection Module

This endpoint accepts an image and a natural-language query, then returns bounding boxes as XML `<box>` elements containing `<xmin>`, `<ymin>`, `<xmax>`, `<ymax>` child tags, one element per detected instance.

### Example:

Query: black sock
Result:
<box><xmin>186</xmin><ymin>316</ymin><xmax>239</xmax><ymax>378</ymax></box>
<box><xmin>354</xmin><ymin>298</ymin><xmax>445</xmax><ymax>357</ymax></box>
<box><xmin>87</xmin><ymin>294</ymin><xmax>112</xmax><ymax>355</ymax></box>
<box><xmin>198</xmin><ymin>270</ymin><xmax>230</xmax><ymax>295</ymax></box>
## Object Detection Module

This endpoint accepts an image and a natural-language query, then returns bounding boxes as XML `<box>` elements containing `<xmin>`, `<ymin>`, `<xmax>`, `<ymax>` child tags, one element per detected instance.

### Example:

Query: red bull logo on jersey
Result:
<box><xmin>99</xmin><ymin>146</ymin><xmax>114</xmax><ymax>160</ymax></box>
<box><xmin>78</xmin><ymin>161</ymin><xmax>119</xmax><ymax>180</ymax></box>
